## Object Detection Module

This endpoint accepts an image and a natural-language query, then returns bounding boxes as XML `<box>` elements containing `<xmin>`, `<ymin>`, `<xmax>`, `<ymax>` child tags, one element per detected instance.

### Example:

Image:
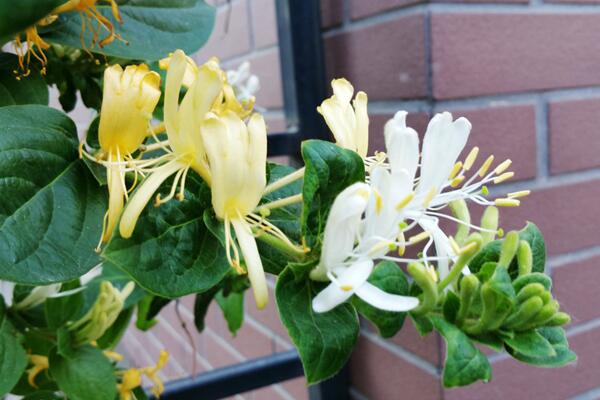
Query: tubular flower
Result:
<box><xmin>318</xmin><ymin>78</ymin><xmax>369</xmax><ymax>159</ymax></box>
<box><xmin>376</xmin><ymin>111</ymin><xmax>528</xmax><ymax>280</ymax></box>
<box><xmin>54</xmin><ymin>0</ymin><xmax>124</xmax><ymax>48</ymax></box>
<box><xmin>80</xmin><ymin>63</ymin><xmax>161</xmax><ymax>247</ymax></box>
<box><xmin>12</xmin><ymin>16</ymin><xmax>55</xmax><ymax>75</ymax></box>
<box><xmin>117</xmin><ymin>350</ymin><xmax>168</xmax><ymax>400</ymax></box>
<box><xmin>13</xmin><ymin>283</ymin><xmax>61</xmax><ymax>310</ymax></box>
<box><xmin>118</xmin><ymin>50</ymin><xmax>225</xmax><ymax>238</ymax></box>
<box><xmin>200</xmin><ymin>111</ymin><xmax>271</xmax><ymax>309</ymax></box>
<box><xmin>27</xmin><ymin>355</ymin><xmax>49</xmax><ymax>388</ymax></box>
<box><xmin>311</xmin><ymin>182</ymin><xmax>420</xmax><ymax>313</ymax></box>
<box><xmin>69</xmin><ymin>281</ymin><xmax>134</xmax><ymax>344</ymax></box>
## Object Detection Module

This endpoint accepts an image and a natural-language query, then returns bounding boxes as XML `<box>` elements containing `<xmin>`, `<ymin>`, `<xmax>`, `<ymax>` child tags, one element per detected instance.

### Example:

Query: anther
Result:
<box><xmin>448</xmin><ymin>161</ymin><xmax>463</xmax><ymax>180</ymax></box>
<box><xmin>493</xmin><ymin>171</ymin><xmax>514</xmax><ymax>184</ymax></box>
<box><xmin>494</xmin><ymin>198</ymin><xmax>520</xmax><ymax>207</ymax></box>
<box><xmin>478</xmin><ymin>155</ymin><xmax>495</xmax><ymax>177</ymax></box>
<box><xmin>508</xmin><ymin>190</ymin><xmax>531</xmax><ymax>199</ymax></box>
<box><xmin>396</xmin><ymin>192</ymin><xmax>415</xmax><ymax>210</ymax></box>
<box><xmin>494</xmin><ymin>159</ymin><xmax>512</xmax><ymax>175</ymax></box>
<box><xmin>463</xmin><ymin>147</ymin><xmax>479</xmax><ymax>171</ymax></box>
<box><xmin>450</xmin><ymin>175</ymin><xmax>465</xmax><ymax>188</ymax></box>
<box><xmin>422</xmin><ymin>187</ymin><xmax>437</xmax><ymax>207</ymax></box>
<box><xmin>408</xmin><ymin>231</ymin><xmax>431</xmax><ymax>245</ymax></box>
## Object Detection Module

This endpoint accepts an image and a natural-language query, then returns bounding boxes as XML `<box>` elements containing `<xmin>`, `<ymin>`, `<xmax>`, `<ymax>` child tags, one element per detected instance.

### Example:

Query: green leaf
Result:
<box><xmin>45</xmin><ymin>280</ymin><xmax>83</xmax><ymax>329</ymax></box>
<box><xmin>193</xmin><ymin>288</ymin><xmax>218</xmax><ymax>333</ymax></box>
<box><xmin>509</xmin><ymin>327</ymin><xmax>576</xmax><ymax>367</ymax></box>
<box><xmin>136</xmin><ymin>295</ymin><xmax>171</xmax><ymax>331</ymax></box>
<box><xmin>43</xmin><ymin>0</ymin><xmax>216</xmax><ymax>61</ymax></box>
<box><xmin>276</xmin><ymin>261</ymin><xmax>359</xmax><ymax>384</ymax></box>
<box><xmin>23</xmin><ymin>391</ymin><xmax>64</xmax><ymax>400</ymax></box>
<box><xmin>49</xmin><ymin>345</ymin><xmax>117</xmax><ymax>400</ymax></box>
<box><xmin>300</xmin><ymin>140</ymin><xmax>364</xmax><ymax>249</ymax></box>
<box><xmin>443</xmin><ymin>291</ymin><xmax>460</xmax><ymax>324</ymax></box>
<box><xmin>503</xmin><ymin>330</ymin><xmax>556</xmax><ymax>358</ymax></box>
<box><xmin>351</xmin><ymin>261</ymin><xmax>409</xmax><ymax>338</ymax></box>
<box><xmin>216</xmin><ymin>290</ymin><xmax>244</xmax><ymax>337</ymax></box>
<box><xmin>0</xmin><ymin>53</ymin><xmax>48</xmax><ymax>106</ymax></box>
<box><xmin>0</xmin><ymin>317</ymin><xmax>28</xmax><ymax>395</ymax></box>
<box><xmin>0</xmin><ymin>0</ymin><xmax>65</xmax><ymax>41</ymax></box>
<box><xmin>469</xmin><ymin>223</ymin><xmax>546</xmax><ymax>276</ymax></box>
<box><xmin>431</xmin><ymin>316</ymin><xmax>492</xmax><ymax>388</ymax></box>
<box><xmin>56</xmin><ymin>327</ymin><xmax>76</xmax><ymax>359</ymax></box>
<box><xmin>0</xmin><ymin>105</ymin><xmax>105</xmax><ymax>284</ymax></box>
<box><xmin>103</xmin><ymin>183</ymin><xmax>230</xmax><ymax>298</ymax></box>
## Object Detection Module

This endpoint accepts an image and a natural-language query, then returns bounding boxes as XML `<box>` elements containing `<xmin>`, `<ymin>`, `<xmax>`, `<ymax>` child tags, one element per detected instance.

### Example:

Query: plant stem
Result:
<box><xmin>255</xmin><ymin>230</ymin><xmax>306</xmax><ymax>260</ymax></box>
<box><xmin>259</xmin><ymin>193</ymin><xmax>303</xmax><ymax>211</ymax></box>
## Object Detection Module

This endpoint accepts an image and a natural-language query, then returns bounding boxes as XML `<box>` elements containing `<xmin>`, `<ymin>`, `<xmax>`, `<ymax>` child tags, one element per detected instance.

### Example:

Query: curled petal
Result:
<box><xmin>354</xmin><ymin>282</ymin><xmax>419</xmax><ymax>312</ymax></box>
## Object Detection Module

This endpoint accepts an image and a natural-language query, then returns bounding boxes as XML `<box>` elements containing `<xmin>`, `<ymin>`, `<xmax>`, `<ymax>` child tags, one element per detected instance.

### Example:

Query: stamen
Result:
<box><xmin>397</xmin><ymin>231</ymin><xmax>406</xmax><ymax>256</ymax></box>
<box><xmin>448</xmin><ymin>161</ymin><xmax>463</xmax><ymax>180</ymax></box>
<box><xmin>494</xmin><ymin>159</ymin><xmax>512</xmax><ymax>175</ymax></box>
<box><xmin>373</xmin><ymin>189</ymin><xmax>383</xmax><ymax>215</ymax></box>
<box><xmin>495</xmin><ymin>198</ymin><xmax>520</xmax><ymax>207</ymax></box>
<box><xmin>481</xmin><ymin>186</ymin><xmax>489</xmax><ymax>196</ymax></box>
<box><xmin>449</xmin><ymin>236</ymin><xmax>461</xmax><ymax>255</ymax></box>
<box><xmin>154</xmin><ymin>167</ymin><xmax>185</xmax><ymax>206</ymax></box>
<box><xmin>478</xmin><ymin>155</ymin><xmax>495</xmax><ymax>177</ymax></box>
<box><xmin>176</xmin><ymin>166</ymin><xmax>190</xmax><ymax>201</ymax></box>
<box><xmin>493</xmin><ymin>171</ymin><xmax>514</xmax><ymax>184</ymax></box>
<box><xmin>508</xmin><ymin>190</ymin><xmax>530</xmax><ymax>199</ymax></box>
<box><xmin>422</xmin><ymin>187</ymin><xmax>437</xmax><ymax>207</ymax></box>
<box><xmin>396</xmin><ymin>192</ymin><xmax>415</xmax><ymax>210</ymax></box>
<box><xmin>408</xmin><ymin>231</ymin><xmax>431</xmax><ymax>245</ymax></box>
<box><xmin>463</xmin><ymin>147</ymin><xmax>479</xmax><ymax>171</ymax></box>
<box><xmin>263</xmin><ymin>167</ymin><xmax>305</xmax><ymax>195</ymax></box>
<box><xmin>450</xmin><ymin>176</ymin><xmax>465</xmax><ymax>188</ymax></box>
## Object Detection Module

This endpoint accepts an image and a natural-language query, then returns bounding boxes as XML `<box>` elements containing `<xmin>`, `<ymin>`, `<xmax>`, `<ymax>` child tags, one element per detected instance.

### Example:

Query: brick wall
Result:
<box><xmin>52</xmin><ymin>0</ymin><xmax>600</xmax><ymax>398</ymax></box>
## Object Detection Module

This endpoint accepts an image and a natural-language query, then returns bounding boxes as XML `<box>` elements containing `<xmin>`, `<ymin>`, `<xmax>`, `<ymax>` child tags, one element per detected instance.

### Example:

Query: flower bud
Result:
<box><xmin>503</xmin><ymin>296</ymin><xmax>544</xmax><ymax>330</ymax></box>
<box><xmin>517</xmin><ymin>240</ymin><xmax>533</xmax><ymax>276</ymax></box>
<box><xmin>407</xmin><ymin>262</ymin><xmax>438</xmax><ymax>315</ymax></box>
<box><xmin>449</xmin><ymin>199</ymin><xmax>470</xmax><ymax>244</ymax></box>
<box><xmin>498</xmin><ymin>230</ymin><xmax>519</xmax><ymax>269</ymax></box>
<box><xmin>516</xmin><ymin>283</ymin><xmax>546</xmax><ymax>303</ymax></box>
<box><xmin>456</xmin><ymin>274</ymin><xmax>480</xmax><ymax>324</ymax></box>
<box><xmin>546</xmin><ymin>312</ymin><xmax>571</xmax><ymax>327</ymax></box>
<box><xmin>480</xmin><ymin>206</ymin><xmax>499</xmax><ymax>244</ymax></box>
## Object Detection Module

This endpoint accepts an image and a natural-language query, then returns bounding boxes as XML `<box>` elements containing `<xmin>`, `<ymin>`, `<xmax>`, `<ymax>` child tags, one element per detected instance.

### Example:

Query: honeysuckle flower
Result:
<box><xmin>311</xmin><ymin>182</ymin><xmax>420</xmax><ymax>313</ymax></box>
<box><xmin>12</xmin><ymin>17</ymin><xmax>54</xmax><ymax>75</ymax></box>
<box><xmin>69</xmin><ymin>281</ymin><xmax>134</xmax><ymax>344</ymax></box>
<box><xmin>0</xmin><ymin>281</ymin><xmax>15</xmax><ymax>306</ymax></box>
<box><xmin>227</xmin><ymin>61</ymin><xmax>260</xmax><ymax>105</ymax></box>
<box><xmin>119</xmin><ymin>50</ymin><xmax>225</xmax><ymax>238</ymax></box>
<box><xmin>13</xmin><ymin>283</ymin><xmax>62</xmax><ymax>310</ymax></box>
<box><xmin>318</xmin><ymin>78</ymin><xmax>369</xmax><ymax>158</ymax></box>
<box><xmin>54</xmin><ymin>0</ymin><xmax>124</xmax><ymax>48</ymax></box>
<box><xmin>80</xmin><ymin>63</ymin><xmax>161</xmax><ymax>247</ymax></box>
<box><xmin>200</xmin><ymin>111</ymin><xmax>270</xmax><ymax>309</ymax></box>
<box><xmin>27</xmin><ymin>355</ymin><xmax>49</xmax><ymax>388</ymax></box>
<box><xmin>117</xmin><ymin>350</ymin><xmax>168</xmax><ymax>400</ymax></box>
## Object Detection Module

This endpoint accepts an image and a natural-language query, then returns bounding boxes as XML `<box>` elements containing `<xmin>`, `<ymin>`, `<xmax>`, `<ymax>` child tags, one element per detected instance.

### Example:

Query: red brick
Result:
<box><xmin>368</xmin><ymin>112</ymin><xmax>430</xmax><ymax>155</ymax></box>
<box><xmin>499</xmin><ymin>179</ymin><xmax>600</xmax><ymax>256</ymax></box>
<box><xmin>321</xmin><ymin>0</ymin><xmax>344</xmax><ymax>28</ymax></box>
<box><xmin>451</xmin><ymin>104</ymin><xmax>537</xmax><ymax>180</ymax></box>
<box><xmin>549</xmin><ymin>97</ymin><xmax>600</xmax><ymax>174</ymax></box>
<box><xmin>444</xmin><ymin>326</ymin><xmax>599</xmax><ymax>400</ymax></box>
<box><xmin>250</xmin><ymin>0</ymin><xmax>278</xmax><ymax>48</ymax></box>
<box><xmin>431</xmin><ymin>14</ymin><xmax>600</xmax><ymax>99</ymax></box>
<box><xmin>553</xmin><ymin>255</ymin><xmax>600</xmax><ymax>324</ymax></box>
<box><xmin>325</xmin><ymin>14</ymin><xmax>428</xmax><ymax>100</ymax></box>
<box><xmin>194</xmin><ymin>0</ymin><xmax>251</xmax><ymax>61</ymax></box>
<box><xmin>265</xmin><ymin>114</ymin><xmax>288</xmax><ymax>133</ymax></box>
<box><xmin>245</xmin><ymin>288</ymin><xmax>293</xmax><ymax>344</ymax></box>
<box><xmin>350</xmin><ymin>336</ymin><xmax>441</xmax><ymax>400</ymax></box>
<box><xmin>350</xmin><ymin>0</ymin><xmax>424</xmax><ymax>20</ymax></box>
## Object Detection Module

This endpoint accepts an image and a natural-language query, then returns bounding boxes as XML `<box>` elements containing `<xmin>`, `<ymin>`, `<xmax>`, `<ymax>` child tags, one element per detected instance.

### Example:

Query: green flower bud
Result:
<box><xmin>498</xmin><ymin>231</ymin><xmax>520</xmax><ymax>269</ymax></box>
<box><xmin>408</xmin><ymin>262</ymin><xmax>438</xmax><ymax>316</ymax></box>
<box><xmin>456</xmin><ymin>274</ymin><xmax>480</xmax><ymax>324</ymax></box>
<box><xmin>519</xmin><ymin>300</ymin><xmax>559</xmax><ymax>331</ymax></box>
<box><xmin>480</xmin><ymin>206</ymin><xmax>499</xmax><ymax>245</ymax></box>
<box><xmin>517</xmin><ymin>240</ymin><xmax>533</xmax><ymax>276</ymax></box>
<box><xmin>449</xmin><ymin>199</ymin><xmax>470</xmax><ymax>244</ymax></box>
<box><xmin>546</xmin><ymin>312</ymin><xmax>571</xmax><ymax>327</ymax></box>
<box><xmin>516</xmin><ymin>283</ymin><xmax>546</xmax><ymax>303</ymax></box>
<box><xmin>503</xmin><ymin>296</ymin><xmax>544</xmax><ymax>330</ymax></box>
<box><xmin>438</xmin><ymin>233</ymin><xmax>482</xmax><ymax>292</ymax></box>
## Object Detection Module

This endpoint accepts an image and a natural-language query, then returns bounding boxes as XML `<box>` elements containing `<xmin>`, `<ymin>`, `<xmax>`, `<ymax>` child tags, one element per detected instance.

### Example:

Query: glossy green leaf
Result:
<box><xmin>0</xmin><ymin>105</ymin><xmax>105</xmax><ymax>284</ymax></box>
<box><xmin>193</xmin><ymin>288</ymin><xmax>218</xmax><ymax>333</ymax></box>
<box><xmin>43</xmin><ymin>0</ymin><xmax>215</xmax><ymax>61</ymax></box>
<box><xmin>352</xmin><ymin>261</ymin><xmax>409</xmax><ymax>338</ymax></box>
<box><xmin>49</xmin><ymin>345</ymin><xmax>117</xmax><ymax>400</ymax></box>
<box><xmin>300</xmin><ymin>140</ymin><xmax>364</xmax><ymax>249</ymax></box>
<box><xmin>509</xmin><ymin>327</ymin><xmax>576</xmax><ymax>367</ymax></box>
<box><xmin>503</xmin><ymin>330</ymin><xmax>556</xmax><ymax>358</ymax></box>
<box><xmin>0</xmin><ymin>0</ymin><xmax>65</xmax><ymax>42</ymax></box>
<box><xmin>135</xmin><ymin>294</ymin><xmax>170</xmax><ymax>331</ymax></box>
<box><xmin>276</xmin><ymin>261</ymin><xmax>359</xmax><ymax>384</ymax></box>
<box><xmin>431</xmin><ymin>316</ymin><xmax>492</xmax><ymax>388</ymax></box>
<box><xmin>45</xmin><ymin>280</ymin><xmax>83</xmax><ymax>329</ymax></box>
<box><xmin>0</xmin><ymin>315</ymin><xmax>28</xmax><ymax>395</ymax></box>
<box><xmin>443</xmin><ymin>291</ymin><xmax>460</xmax><ymax>324</ymax></box>
<box><xmin>0</xmin><ymin>53</ymin><xmax>48</xmax><ymax>106</ymax></box>
<box><xmin>216</xmin><ymin>290</ymin><xmax>244</xmax><ymax>337</ymax></box>
<box><xmin>97</xmin><ymin>306</ymin><xmax>134</xmax><ymax>349</ymax></box>
<box><xmin>103</xmin><ymin>183</ymin><xmax>230</xmax><ymax>298</ymax></box>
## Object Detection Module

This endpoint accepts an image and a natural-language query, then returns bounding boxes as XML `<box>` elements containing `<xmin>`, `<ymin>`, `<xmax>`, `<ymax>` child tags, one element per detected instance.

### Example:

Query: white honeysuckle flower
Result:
<box><xmin>227</xmin><ymin>61</ymin><xmax>260</xmax><ymax>103</ymax></box>
<box><xmin>318</xmin><ymin>78</ymin><xmax>369</xmax><ymax>158</ymax></box>
<box><xmin>0</xmin><ymin>281</ymin><xmax>15</xmax><ymax>307</ymax></box>
<box><xmin>13</xmin><ymin>283</ymin><xmax>61</xmax><ymax>310</ymax></box>
<box><xmin>311</xmin><ymin>183</ymin><xmax>420</xmax><ymax>314</ymax></box>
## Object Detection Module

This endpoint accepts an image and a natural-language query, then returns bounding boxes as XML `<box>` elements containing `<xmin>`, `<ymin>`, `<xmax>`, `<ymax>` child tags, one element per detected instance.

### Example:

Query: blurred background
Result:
<box><xmin>50</xmin><ymin>0</ymin><xmax>600</xmax><ymax>398</ymax></box>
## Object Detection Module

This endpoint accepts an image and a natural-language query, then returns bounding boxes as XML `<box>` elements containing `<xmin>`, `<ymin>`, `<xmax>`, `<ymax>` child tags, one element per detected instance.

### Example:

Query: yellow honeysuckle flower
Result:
<box><xmin>27</xmin><ymin>355</ymin><xmax>49</xmax><ymax>388</ymax></box>
<box><xmin>80</xmin><ymin>63</ymin><xmax>161</xmax><ymax>248</ymax></box>
<box><xmin>54</xmin><ymin>0</ymin><xmax>123</xmax><ymax>48</ymax></box>
<box><xmin>117</xmin><ymin>350</ymin><xmax>169</xmax><ymax>400</ymax></box>
<box><xmin>318</xmin><ymin>78</ymin><xmax>369</xmax><ymax>158</ymax></box>
<box><xmin>118</xmin><ymin>50</ymin><xmax>226</xmax><ymax>238</ymax></box>
<box><xmin>200</xmin><ymin>110</ymin><xmax>269</xmax><ymax>308</ymax></box>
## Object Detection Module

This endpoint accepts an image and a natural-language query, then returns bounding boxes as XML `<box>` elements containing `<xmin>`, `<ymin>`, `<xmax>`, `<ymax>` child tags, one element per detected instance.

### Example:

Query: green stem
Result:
<box><xmin>263</xmin><ymin>167</ymin><xmax>305</xmax><ymax>195</ymax></box>
<box><xmin>255</xmin><ymin>230</ymin><xmax>306</xmax><ymax>260</ymax></box>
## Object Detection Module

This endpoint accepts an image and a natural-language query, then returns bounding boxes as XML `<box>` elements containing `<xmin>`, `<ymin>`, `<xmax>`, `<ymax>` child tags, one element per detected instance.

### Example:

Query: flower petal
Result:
<box><xmin>384</xmin><ymin>111</ymin><xmax>420</xmax><ymax>181</ymax></box>
<box><xmin>355</xmin><ymin>282</ymin><xmax>419</xmax><ymax>312</ymax></box>
<box><xmin>312</xmin><ymin>282</ymin><xmax>354</xmax><ymax>313</ymax></box>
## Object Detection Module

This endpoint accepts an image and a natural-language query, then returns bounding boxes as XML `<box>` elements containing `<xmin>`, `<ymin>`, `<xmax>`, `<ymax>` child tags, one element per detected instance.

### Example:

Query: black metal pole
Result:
<box><xmin>155</xmin><ymin>350</ymin><xmax>304</xmax><ymax>400</ymax></box>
